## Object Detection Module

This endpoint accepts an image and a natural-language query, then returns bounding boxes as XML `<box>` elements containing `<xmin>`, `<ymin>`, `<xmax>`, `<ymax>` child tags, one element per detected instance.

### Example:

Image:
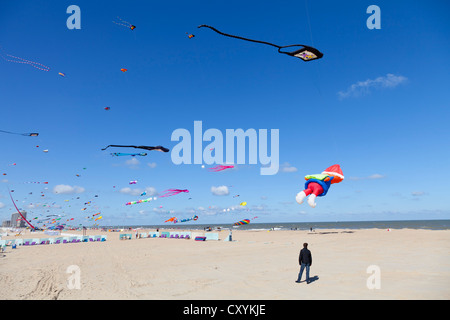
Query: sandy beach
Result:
<box><xmin>0</xmin><ymin>228</ymin><xmax>449</xmax><ymax>300</ymax></box>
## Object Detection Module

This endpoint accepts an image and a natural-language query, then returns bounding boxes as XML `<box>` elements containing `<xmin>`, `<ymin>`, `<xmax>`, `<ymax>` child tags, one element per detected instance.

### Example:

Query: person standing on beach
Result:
<box><xmin>296</xmin><ymin>243</ymin><xmax>312</xmax><ymax>284</ymax></box>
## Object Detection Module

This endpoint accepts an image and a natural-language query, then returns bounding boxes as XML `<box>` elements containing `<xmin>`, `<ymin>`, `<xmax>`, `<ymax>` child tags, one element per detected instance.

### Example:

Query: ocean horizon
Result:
<box><xmin>101</xmin><ymin>219</ymin><xmax>450</xmax><ymax>231</ymax></box>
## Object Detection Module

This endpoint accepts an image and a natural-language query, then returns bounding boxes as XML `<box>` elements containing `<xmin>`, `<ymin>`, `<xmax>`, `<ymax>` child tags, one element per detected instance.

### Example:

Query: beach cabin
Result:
<box><xmin>160</xmin><ymin>232</ymin><xmax>170</xmax><ymax>238</ymax></box>
<box><xmin>169</xmin><ymin>232</ymin><xmax>180</xmax><ymax>239</ymax></box>
<box><xmin>205</xmin><ymin>233</ymin><xmax>219</xmax><ymax>241</ymax></box>
<box><xmin>119</xmin><ymin>234</ymin><xmax>132</xmax><ymax>240</ymax></box>
<box><xmin>39</xmin><ymin>238</ymin><xmax>50</xmax><ymax>245</ymax></box>
<box><xmin>179</xmin><ymin>232</ymin><xmax>191</xmax><ymax>239</ymax></box>
<box><xmin>148</xmin><ymin>232</ymin><xmax>159</xmax><ymax>238</ymax></box>
<box><xmin>54</xmin><ymin>237</ymin><xmax>63</xmax><ymax>244</ymax></box>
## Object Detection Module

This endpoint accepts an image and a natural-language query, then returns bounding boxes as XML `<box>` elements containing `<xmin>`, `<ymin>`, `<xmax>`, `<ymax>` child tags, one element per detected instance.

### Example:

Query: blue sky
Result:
<box><xmin>1</xmin><ymin>0</ymin><xmax>449</xmax><ymax>227</ymax></box>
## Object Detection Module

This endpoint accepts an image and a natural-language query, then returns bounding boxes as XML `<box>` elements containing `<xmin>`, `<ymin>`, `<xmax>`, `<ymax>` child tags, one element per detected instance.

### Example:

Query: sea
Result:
<box><xmin>104</xmin><ymin>219</ymin><xmax>450</xmax><ymax>231</ymax></box>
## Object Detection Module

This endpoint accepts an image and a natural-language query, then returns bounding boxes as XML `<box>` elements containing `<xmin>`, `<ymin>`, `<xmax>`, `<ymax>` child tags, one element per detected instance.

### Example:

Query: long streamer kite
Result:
<box><xmin>174</xmin><ymin>215</ymin><xmax>198</xmax><ymax>223</ymax></box>
<box><xmin>197</xmin><ymin>25</ymin><xmax>323</xmax><ymax>62</ymax></box>
<box><xmin>8</xmin><ymin>189</ymin><xmax>35</xmax><ymax>229</ymax></box>
<box><xmin>102</xmin><ymin>145</ymin><xmax>170</xmax><ymax>152</ymax></box>
<box><xmin>0</xmin><ymin>47</ymin><xmax>51</xmax><ymax>71</ymax></box>
<box><xmin>0</xmin><ymin>130</ymin><xmax>38</xmax><ymax>137</ymax></box>
<box><xmin>208</xmin><ymin>165</ymin><xmax>234</xmax><ymax>172</ymax></box>
<box><xmin>24</xmin><ymin>181</ymin><xmax>49</xmax><ymax>184</ymax></box>
<box><xmin>125</xmin><ymin>197</ymin><xmax>155</xmax><ymax>205</ymax></box>
<box><xmin>113</xmin><ymin>17</ymin><xmax>136</xmax><ymax>30</ymax></box>
<box><xmin>111</xmin><ymin>152</ymin><xmax>147</xmax><ymax>157</ymax></box>
<box><xmin>159</xmin><ymin>189</ymin><xmax>189</xmax><ymax>198</ymax></box>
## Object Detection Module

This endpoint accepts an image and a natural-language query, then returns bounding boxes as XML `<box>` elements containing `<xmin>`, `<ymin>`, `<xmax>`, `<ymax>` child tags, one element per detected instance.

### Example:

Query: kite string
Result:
<box><xmin>304</xmin><ymin>0</ymin><xmax>315</xmax><ymax>48</ymax></box>
<box><xmin>304</xmin><ymin>0</ymin><xmax>339</xmax><ymax>158</ymax></box>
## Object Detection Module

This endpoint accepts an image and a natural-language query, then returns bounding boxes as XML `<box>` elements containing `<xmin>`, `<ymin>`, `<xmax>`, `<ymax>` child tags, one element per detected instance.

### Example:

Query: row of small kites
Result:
<box><xmin>164</xmin><ymin>215</ymin><xmax>258</xmax><ymax>226</ymax></box>
<box><xmin>1</xmin><ymin>19</ymin><xmax>323</xmax><ymax>76</ymax></box>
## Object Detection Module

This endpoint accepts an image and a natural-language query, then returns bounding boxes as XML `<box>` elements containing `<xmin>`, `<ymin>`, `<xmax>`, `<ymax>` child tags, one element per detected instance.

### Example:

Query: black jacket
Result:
<box><xmin>299</xmin><ymin>248</ymin><xmax>312</xmax><ymax>266</ymax></box>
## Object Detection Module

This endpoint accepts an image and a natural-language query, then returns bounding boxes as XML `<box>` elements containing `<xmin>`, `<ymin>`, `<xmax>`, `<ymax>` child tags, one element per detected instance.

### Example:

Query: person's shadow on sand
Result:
<box><xmin>299</xmin><ymin>276</ymin><xmax>319</xmax><ymax>284</ymax></box>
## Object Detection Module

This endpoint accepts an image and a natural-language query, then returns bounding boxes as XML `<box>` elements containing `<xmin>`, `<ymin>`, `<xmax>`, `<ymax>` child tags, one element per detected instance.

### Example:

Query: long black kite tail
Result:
<box><xmin>101</xmin><ymin>144</ymin><xmax>138</xmax><ymax>151</ymax></box>
<box><xmin>197</xmin><ymin>25</ymin><xmax>282</xmax><ymax>49</ymax></box>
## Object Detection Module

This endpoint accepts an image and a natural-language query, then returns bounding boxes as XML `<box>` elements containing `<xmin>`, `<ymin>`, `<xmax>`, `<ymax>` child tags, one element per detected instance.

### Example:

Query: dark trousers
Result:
<box><xmin>297</xmin><ymin>263</ymin><xmax>310</xmax><ymax>282</ymax></box>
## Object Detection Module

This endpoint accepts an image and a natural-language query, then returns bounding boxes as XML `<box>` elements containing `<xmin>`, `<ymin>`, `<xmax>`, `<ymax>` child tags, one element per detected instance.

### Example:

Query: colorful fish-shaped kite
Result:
<box><xmin>208</xmin><ymin>165</ymin><xmax>234</xmax><ymax>172</ymax></box>
<box><xmin>174</xmin><ymin>215</ymin><xmax>198</xmax><ymax>223</ymax></box>
<box><xmin>159</xmin><ymin>189</ymin><xmax>189</xmax><ymax>198</ymax></box>
<box><xmin>233</xmin><ymin>219</ymin><xmax>250</xmax><ymax>226</ymax></box>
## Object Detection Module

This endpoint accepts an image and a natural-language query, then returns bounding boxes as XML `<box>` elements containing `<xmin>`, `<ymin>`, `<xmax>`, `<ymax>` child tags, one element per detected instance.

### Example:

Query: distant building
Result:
<box><xmin>11</xmin><ymin>210</ymin><xmax>27</xmax><ymax>228</ymax></box>
<box><xmin>2</xmin><ymin>220</ymin><xmax>11</xmax><ymax>227</ymax></box>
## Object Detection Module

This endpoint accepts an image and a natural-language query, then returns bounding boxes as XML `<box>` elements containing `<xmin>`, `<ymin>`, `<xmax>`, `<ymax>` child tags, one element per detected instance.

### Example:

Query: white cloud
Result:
<box><xmin>53</xmin><ymin>184</ymin><xmax>85</xmax><ymax>194</ymax></box>
<box><xmin>411</xmin><ymin>191</ymin><xmax>428</xmax><ymax>197</ymax></box>
<box><xmin>211</xmin><ymin>185</ymin><xmax>230</xmax><ymax>196</ymax></box>
<box><xmin>125</xmin><ymin>158</ymin><xmax>140</xmax><ymax>168</ymax></box>
<box><xmin>280</xmin><ymin>162</ymin><xmax>298</xmax><ymax>173</ymax></box>
<box><xmin>152</xmin><ymin>207</ymin><xmax>175</xmax><ymax>214</ymax></box>
<box><xmin>147</xmin><ymin>162</ymin><xmax>157</xmax><ymax>168</ymax></box>
<box><xmin>338</xmin><ymin>73</ymin><xmax>408</xmax><ymax>99</ymax></box>
<box><xmin>119</xmin><ymin>187</ymin><xmax>157</xmax><ymax>197</ymax></box>
<box><xmin>0</xmin><ymin>202</ymin><xmax>5</xmax><ymax>209</ymax></box>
